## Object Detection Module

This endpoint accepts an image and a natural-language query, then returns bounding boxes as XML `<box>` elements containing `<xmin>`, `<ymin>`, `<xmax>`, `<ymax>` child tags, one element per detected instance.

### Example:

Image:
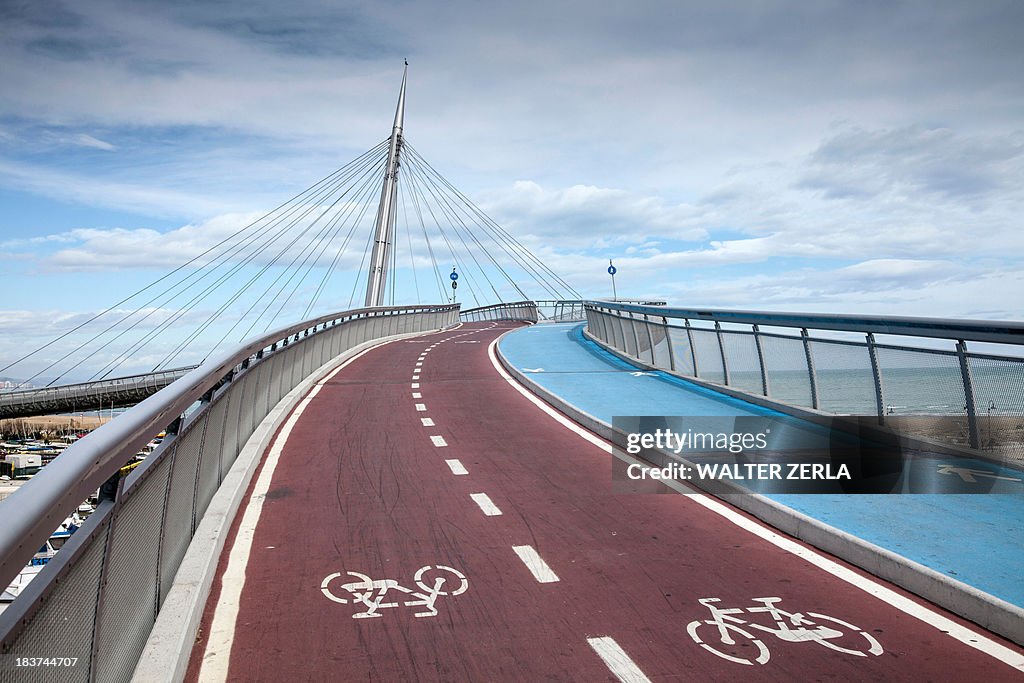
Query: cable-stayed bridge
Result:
<box><xmin>1</xmin><ymin>67</ymin><xmax>1023</xmax><ymax>682</ymax></box>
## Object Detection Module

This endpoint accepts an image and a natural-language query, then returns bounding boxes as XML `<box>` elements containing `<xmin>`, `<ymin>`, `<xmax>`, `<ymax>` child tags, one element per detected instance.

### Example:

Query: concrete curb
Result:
<box><xmin>494</xmin><ymin>331</ymin><xmax>1024</xmax><ymax>647</ymax></box>
<box><xmin>132</xmin><ymin>329</ymin><xmax>441</xmax><ymax>683</ymax></box>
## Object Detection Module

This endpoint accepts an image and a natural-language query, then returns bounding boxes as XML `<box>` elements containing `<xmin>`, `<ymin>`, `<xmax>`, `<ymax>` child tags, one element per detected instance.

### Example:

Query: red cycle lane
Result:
<box><xmin>187</xmin><ymin>321</ymin><xmax>1024</xmax><ymax>682</ymax></box>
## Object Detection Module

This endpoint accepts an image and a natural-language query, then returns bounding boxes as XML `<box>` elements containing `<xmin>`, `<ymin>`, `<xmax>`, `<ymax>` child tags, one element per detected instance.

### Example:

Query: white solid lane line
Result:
<box><xmin>445</xmin><ymin>459</ymin><xmax>468</xmax><ymax>475</ymax></box>
<box><xmin>587</xmin><ymin>637</ymin><xmax>652</xmax><ymax>683</ymax></box>
<box><xmin>512</xmin><ymin>545</ymin><xmax>560</xmax><ymax>583</ymax></box>
<box><xmin>421</xmin><ymin>417</ymin><xmax>435</xmax><ymax>426</ymax></box>
<box><xmin>485</xmin><ymin>336</ymin><xmax>1024</xmax><ymax>672</ymax></box>
<box><xmin>430</xmin><ymin>435</ymin><xmax>448</xmax><ymax>447</ymax></box>
<box><xmin>469</xmin><ymin>492</ymin><xmax>502</xmax><ymax>516</ymax></box>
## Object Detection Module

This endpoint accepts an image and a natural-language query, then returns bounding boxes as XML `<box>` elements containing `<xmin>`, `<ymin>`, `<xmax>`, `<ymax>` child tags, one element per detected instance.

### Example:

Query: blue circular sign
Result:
<box><xmin>607</xmin><ymin>265</ymin><xmax>617</xmax><ymax>275</ymax></box>
<box><xmin>450</xmin><ymin>272</ymin><xmax>459</xmax><ymax>281</ymax></box>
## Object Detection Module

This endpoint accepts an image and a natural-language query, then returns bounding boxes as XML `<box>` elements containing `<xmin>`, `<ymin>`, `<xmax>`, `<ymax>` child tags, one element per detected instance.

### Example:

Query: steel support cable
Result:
<box><xmin>403</xmin><ymin>159</ymin><xmax>499</xmax><ymax>303</ymax></box>
<box><xmin>403</xmin><ymin>153</ymin><xmax>532</xmax><ymax>302</ymax></box>
<box><xmin>98</xmin><ymin>146</ymin><xmax>389</xmax><ymax>378</ymax></box>
<box><xmin>7</xmin><ymin>140</ymin><xmax>391</xmax><ymax>385</ymax></box>
<box><xmin>253</xmin><ymin>151</ymin><xmax>389</xmax><ymax>331</ymax></box>
<box><xmin>399</xmin><ymin>185</ymin><xmax>422</xmax><ymax>304</ymax></box>
<box><xmin>406</xmin><ymin>143</ymin><xmax>580</xmax><ymax>298</ymax></box>
<box><xmin>405</xmin><ymin>158</ymin><xmax>502</xmax><ymax>302</ymax></box>
<box><xmin>404</xmin><ymin>159</ymin><xmax>486</xmax><ymax>305</ymax></box>
<box><xmin>406</xmin><ymin>142</ymin><xmax>578</xmax><ymax>297</ymax></box>
<box><xmin>65</xmin><ymin>141</ymin><xmax>392</xmax><ymax>382</ymax></box>
<box><xmin>405</xmin><ymin>144</ymin><xmax>572</xmax><ymax>299</ymax></box>
<box><xmin>347</xmin><ymin>219</ymin><xmax>377</xmax><ymax>309</ymax></box>
<box><xmin>404</xmin><ymin>164</ymin><xmax>480</xmax><ymax>306</ymax></box>
<box><xmin>256</xmin><ymin>152</ymin><xmax>390</xmax><ymax>335</ymax></box>
<box><xmin>55</xmin><ymin>169</ymin><xmax>358</xmax><ymax>385</ymax></box>
<box><xmin>304</xmin><ymin>165</ymin><xmax>385</xmax><ymax>319</ymax></box>
<box><xmin>402</xmin><ymin>167</ymin><xmax>447</xmax><ymax>301</ymax></box>
<box><xmin>85</xmin><ymin>159</ymin><xmax>374</xmax><ymax>382</ymax></box>
<box><xmin>404</xmin><ymin>164</ymin><xmax>467</xmax><ymax>302</ymax></box>
<box><xmin>159</xmin><ymin>149</ymin><xmax>391</xmax><ymax>369</ymax></box>
<box><xmin>153</xmin><ymin>153</ymin><xmax>389</xmax><ymax>371</ymax></box>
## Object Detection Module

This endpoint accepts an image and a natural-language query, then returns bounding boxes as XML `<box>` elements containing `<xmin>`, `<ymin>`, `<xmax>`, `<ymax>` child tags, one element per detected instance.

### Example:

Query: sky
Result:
<box><xmin>1</xmin><ymin>0</ymin><xmax>1022</xmax><ymax>379</ymax></box>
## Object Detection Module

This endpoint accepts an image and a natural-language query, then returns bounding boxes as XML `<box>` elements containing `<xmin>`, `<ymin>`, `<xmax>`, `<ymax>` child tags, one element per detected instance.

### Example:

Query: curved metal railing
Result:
<box><xmin>459</xmin><ymin>301</ymin><xmax>538</xmax><ymax>323</ymax></box>
<box><xmin>584</xmin><ymin>301</ymin><xmax>1024</xmax><ymax>458</ymax></box>
<box><xmin>0</xmin><ymin>303</ymin><xmax>458</xmax><ymax>682</ymax></box>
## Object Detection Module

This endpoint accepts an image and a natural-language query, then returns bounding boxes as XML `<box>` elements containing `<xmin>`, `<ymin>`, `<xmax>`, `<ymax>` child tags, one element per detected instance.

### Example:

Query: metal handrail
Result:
<box><xmin>586</xmin><ymin>301</ymin><xmax>1024</xmax><ymax>345</ymax></box>
<box><xmin>584</xmin><ymin>301</ymin><xmax>1024</xmax><ymax>456</ymax></box>
<box><xmin>459</xmin><ymin>301</ymin><xmax>538</xmax><ymax>322</ymax></box>
<box><xmin>0</xmin><ymin>304</ymin><xmax>457</xmax><ymax>594</ymax></box>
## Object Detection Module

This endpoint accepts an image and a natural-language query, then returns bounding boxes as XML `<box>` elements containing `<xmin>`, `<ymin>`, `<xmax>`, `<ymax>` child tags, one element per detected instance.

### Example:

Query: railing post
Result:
<box><xmin>752</xmin><ymin>324</ymin><xmax>770</xmax><ymax>397</ymax></box>
<box><xmin>957</xmin><ymin>340</ymin><xmax>981</xmax><ymax>449</ymax></box>
<box><xmin>663</xmin><ymin>316</ymin><xmax>677</xmax><ymax>372</ymax></box>
<box><xmin>644</xmin><ymin>314</ymin><xmax>656</xmax><ymax>364</ymax></box>
<box><xmin>629</xmin><ymin>312</ymin><xmax>642</xmax><ymax>358</ymax></box>
<box><xmin>801</xmin><ymin>328</ymin><xmax>819</xmax><ymax>410</ymax></box>
<box><xmin>685</xmin><ymin>319</ymin><xmax>700</xmax><ymax>377</ymax></box>
<box><xmin>866</xmin><ymin>333</ymin><xmax>886</xmax><ymax>424</ymax></box>
<box><xmin>715</xmin><ymin>321</ymin><xmax>730</xmax><ymax>386</ymax></box>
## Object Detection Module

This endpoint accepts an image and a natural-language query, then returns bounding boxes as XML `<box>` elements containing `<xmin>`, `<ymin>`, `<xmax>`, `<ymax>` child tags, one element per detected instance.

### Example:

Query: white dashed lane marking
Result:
<box><xmin>411</xmin><ymin>383</ymin><xmax>420</xmax><ymax>389</ymax></box>
<box><xmin>430</xmin><ymin>435</ymin><xmax>448</xmax><ymax>447</ymax></box>
<box><xmin>512</xmin><ymin>545</ymin><xmax>560</xmax><ymax>583</ymax></box>
<box><xmin>587</xmin><ymin>637</ymin><xmax>652</xmax><ymax>683</ymax></box>
<box><xmin>415</xmin><ymin>403</ymin><xmax>427</xmax><ymax>412</ymax></box>
<box><xmin>469</xmin><ymin>493</ymin><xmax>502</xmax><ymax>516</ymax></box>
<box><xmin>421</xmin><ymin>417</ymin><xmax>435</xmax><ymax>426</ymax></box>
<box><xmin>445</xmin><ymin>459</ymin><xmax>468</xmax><ymax>475</ymax></box>
<box><xmin>412</xmin><ymin>392</ymin><xmax>422</xmax><ymax>398</ymax></box>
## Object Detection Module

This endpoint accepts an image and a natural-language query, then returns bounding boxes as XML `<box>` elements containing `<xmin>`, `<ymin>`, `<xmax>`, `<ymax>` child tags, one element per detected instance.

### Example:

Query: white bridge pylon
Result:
<box><xmin>364</xmin><ymin>62</ymin><xmax>407</xmax><ymax>308</ymax></box>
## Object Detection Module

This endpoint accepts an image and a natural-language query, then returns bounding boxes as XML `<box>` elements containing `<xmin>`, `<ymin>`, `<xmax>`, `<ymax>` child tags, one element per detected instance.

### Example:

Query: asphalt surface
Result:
<box><xmin>186</xmin><ymin>321</ymin><xmax>1024</xmax><ymax>682</ymax></box>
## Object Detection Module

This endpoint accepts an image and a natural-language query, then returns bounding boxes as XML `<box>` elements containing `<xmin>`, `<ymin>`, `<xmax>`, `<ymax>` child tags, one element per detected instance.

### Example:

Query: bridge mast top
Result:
<box><xmin>364</xmin><ymin>62</ymin><xmax>408</xmax><ymax>307</ymax></box>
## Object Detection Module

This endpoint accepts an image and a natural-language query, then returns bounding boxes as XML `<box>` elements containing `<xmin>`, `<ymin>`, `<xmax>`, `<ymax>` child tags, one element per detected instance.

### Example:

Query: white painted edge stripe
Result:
<box><xmin>199</xmin><ymin>340</ymin><xmax>387</xmax><ymax>683</ymax></box>
<box><xmin>485</xmin><ymin>337</ymin><xmax>1024</xmax><ymax>672</ymax></box>
<box><xmin>421</xmin><ymin>417</ymin><xmax>435</xmax><ymax>426</ymax></box>
<box><xmin>587</xmin><ymin>637</ymin><xmax>652</xmax><ymax>683</ymax></box>
<box><xmin>415</xmin><ymin>403</ymin><xmax>426</xmax><ymax>412</ymax></box>
<box><xmin>430</xmin><ymin>435</ymin><xmax>447</xmax><ymax>447</ymax></box>
<box><xmin>445</xmin><ymin>459</ymin><xmax>468</xmax><ymax>475</ymax></box>
<box><xmin>469</xmin><ymin>492</ymin><xmax>502</xmax><ymax>516</ymax></box>
<box><xmin>512</xmin><ymin>545</ymin><xmax>560</xmax><ymax>583</ymax></box>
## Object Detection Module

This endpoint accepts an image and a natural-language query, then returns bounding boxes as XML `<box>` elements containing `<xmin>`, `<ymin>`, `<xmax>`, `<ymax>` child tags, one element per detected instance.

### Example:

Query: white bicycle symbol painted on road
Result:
<box><xmin>320</xmin><ymin>565</ymin><xmax>468</xmax><ymax>619</ymax></box>
<box><xmin>686</xmin><ymin>597</ymin><xmax>884</xmax><ymax>665</ymax></box>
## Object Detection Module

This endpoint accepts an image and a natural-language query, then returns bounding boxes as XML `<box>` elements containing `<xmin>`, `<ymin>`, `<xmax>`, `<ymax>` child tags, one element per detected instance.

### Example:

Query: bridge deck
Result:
<box><xmin>186</xmin><ymin>322</ymin><xmax>1023</xmax><ymax>681</ymax></box>
<box><xmin>499</xmin><ymin>323</ymin><xmax>1024</xmax><ymax>610</ymax></box>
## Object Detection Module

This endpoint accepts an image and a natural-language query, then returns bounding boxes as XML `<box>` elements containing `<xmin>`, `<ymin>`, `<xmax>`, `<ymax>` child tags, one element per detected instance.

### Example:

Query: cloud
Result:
<box><xmin>72</xmin><ymin>133</ymin><xmax>116</xmax><ymax>150</ymax></box>
<box><xmin>479</xmin><ymin>180</ymin><xmax>708</xmax><ymax>247</ymax></box>
<box><xmin>800</xmin><ymin>126</ymin><xmax>1024</xmax><ymax>201</ymax></box>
